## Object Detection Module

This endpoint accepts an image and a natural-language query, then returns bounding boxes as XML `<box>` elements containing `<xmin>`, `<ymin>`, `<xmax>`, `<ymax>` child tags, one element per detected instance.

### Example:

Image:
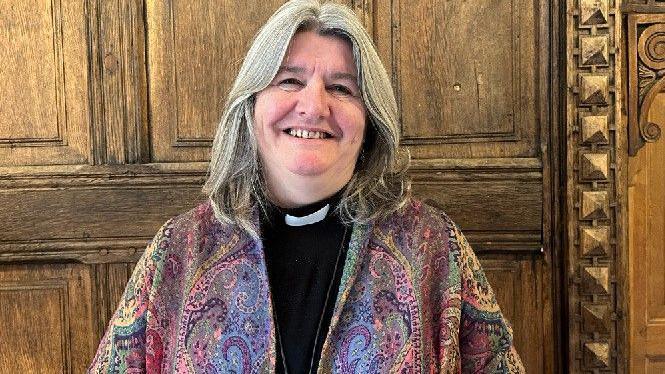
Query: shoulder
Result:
<box><xmin>160</xmin><ymin>199</ymin><xmax>240</xmax><ymax>240</ymax></box>
<box><xmin>165</xmin><ymin>199</ymin><xmax>218</xmax><ymax>232</ymax></box>
<box><xmin>369</xmin><ymin>197</ymin><xmax>465</xmax><ymax>262</ymax></box>
<box><xmin>378</xmin><ymin>197</ymin><xmax>458</xmax><ymax>239</ymax></box>
<box><xmin>148</xmin><ymin>199</ymin><xmax>243</xmax><ymax>262</ymax></box>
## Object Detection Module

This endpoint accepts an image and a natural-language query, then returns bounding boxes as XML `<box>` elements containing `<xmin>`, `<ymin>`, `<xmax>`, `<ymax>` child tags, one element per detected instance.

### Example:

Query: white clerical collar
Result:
<box><xmin>284</xmin><ymin>204</ymin><xmax>330</xmax><ymax>226</ymax></box>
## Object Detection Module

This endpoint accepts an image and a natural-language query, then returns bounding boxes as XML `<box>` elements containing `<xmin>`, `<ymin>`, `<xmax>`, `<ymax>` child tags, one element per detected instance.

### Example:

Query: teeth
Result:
<box><xmin>287</xmin><ymin>129</ymin><xmax>329</xmax><ymax>139</ymax></box>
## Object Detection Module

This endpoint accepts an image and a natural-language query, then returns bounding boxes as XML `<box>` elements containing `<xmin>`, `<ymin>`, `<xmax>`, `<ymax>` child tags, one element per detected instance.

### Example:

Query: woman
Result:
<box><xmin>90</xmin><ymin>1</ymin><xmax>524</xmax><ymax>372</ymax></box>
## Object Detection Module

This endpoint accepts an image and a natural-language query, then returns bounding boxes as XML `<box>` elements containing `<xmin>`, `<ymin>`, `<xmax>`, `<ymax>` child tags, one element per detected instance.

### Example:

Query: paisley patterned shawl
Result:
<box><xmin>88</xmin><ymin>198</ymin><xmax>525</xmax><ymax>373</ymax></box>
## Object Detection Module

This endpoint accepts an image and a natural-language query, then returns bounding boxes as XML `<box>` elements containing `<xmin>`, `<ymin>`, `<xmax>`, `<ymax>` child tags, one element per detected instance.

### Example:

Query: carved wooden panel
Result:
<box><xmin>411</xmin><ymin>176</ymin><xmax>542</xmax><ymax>252</ymax></box>
<box><xmin>627</xmin><ymin>14</ymin><xmax>665</xmax><ymax>155</ymax></box>
<box><xmin>147</xmin><ymin>0</ymin><xmax>365</xmax><ymax>162</ymax></box>
<box><xmin>566</xmin><ymin>0</ymin><xmax>626</xmax><ymax>372</ymax></box>
<box><xmin>0</xmin><ymin>0</ymin><xmax>90</xmax><ymax>166</ymax></box>
<box><xmin>147</xmin><ymin>1</ymin><xmax>271</xmax><ymax>162</ymax></box>
<box><xmin>0</xmin><ymin>264</ymin><xmax>95</xmax><ymax>373</ymax></box>
<box><xmin>629</xmin><ymin>93</ymin><xmax>665</xmax><ymax>374</ymax></box>
<box><xmin>376</xmin><ymin>0</ymin><xmax>543</xmax><ymax>160</ymax></box>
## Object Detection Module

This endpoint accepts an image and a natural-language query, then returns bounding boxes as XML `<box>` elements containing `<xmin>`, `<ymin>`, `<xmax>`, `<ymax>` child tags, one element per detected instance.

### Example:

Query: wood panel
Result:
<box><xmin>0</xmin><ymin>0</ymin><xmax>559</xmax><ymax>372</ymax></box>
<box><xmin>375</xmin><ymin>0</ymin><xmax>543</xmax><ymax>160</ymax></box>
<box><xmin>144</xmin><ymin>0</ymin><xmax>359</xmax><ymax>163</ymax></box>
<box><xmin>629</xmin><ymin>93</ymin><xmax>665</xmax><ymax>374</ymax></box>
<box><xmin>0</xmin><ymin>263</ymin><xmax>95</xmax><ymax>374</ymax></box>
<box><xmin>0</xmin><ymin>174</ymin><xmax>205</xmax><ymax>262</ymax></box>
<box><xmin>146</xmin><ymin>0</ymin><xmax>287</xmax><ymax>162</ymax></box>
<box><xmin>0</xmin><ymin>0</ymin><xmax>90</xmax><ymax>166</ymax></box>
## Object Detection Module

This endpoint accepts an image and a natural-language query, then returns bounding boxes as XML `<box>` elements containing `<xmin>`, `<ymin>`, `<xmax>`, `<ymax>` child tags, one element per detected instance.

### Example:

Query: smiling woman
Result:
<box><xmin>88</xmin><ymin>1</ymin><xmax>525</xmax><ymax>373</ymax></box>
<box><xmin>254</xmin><ymin>31</ymin><xmax>367</xmax><ymax>208</ymax></box>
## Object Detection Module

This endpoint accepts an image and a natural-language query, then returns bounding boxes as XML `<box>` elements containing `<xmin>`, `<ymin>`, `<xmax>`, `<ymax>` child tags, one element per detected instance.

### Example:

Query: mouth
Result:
<box><xmin>283</xmin><ymin>128</ymin><xmax>333</xmax><ymax>139</ymax></box>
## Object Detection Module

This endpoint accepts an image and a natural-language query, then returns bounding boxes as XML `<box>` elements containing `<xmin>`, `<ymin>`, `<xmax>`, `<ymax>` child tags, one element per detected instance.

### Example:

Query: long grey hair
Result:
<box><xmin>203</xmin><ymin>0</ymin><xmax>410</xmax><ymax>237</ymax></box>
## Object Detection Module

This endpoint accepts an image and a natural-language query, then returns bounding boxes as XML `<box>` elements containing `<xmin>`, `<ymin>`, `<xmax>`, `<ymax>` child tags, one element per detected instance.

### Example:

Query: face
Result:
<box><xmin>253</xmin><ymin>31</ymin><xmax>367</xmax><ymax>206</ymax></box>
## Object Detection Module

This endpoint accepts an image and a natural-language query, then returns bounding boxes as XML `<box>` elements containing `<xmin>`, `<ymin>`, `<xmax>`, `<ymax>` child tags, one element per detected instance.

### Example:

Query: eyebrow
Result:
<box><xmin>277</xmin><ymin>65</ymin><xmax>358</xmax><ymax>82</ymax></box>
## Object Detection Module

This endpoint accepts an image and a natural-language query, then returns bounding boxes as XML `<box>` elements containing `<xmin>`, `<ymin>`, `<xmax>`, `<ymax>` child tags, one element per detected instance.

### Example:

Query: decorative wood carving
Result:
<box><xmin>581</xmin><ymin>303</ymin><xmax>612</xmax><ymax>333</ymax></box>
<box><xmin>567</xmin><ymin>0</ymin><xmax>626</xmax><ymax>372</ymax></box>
<box><xmin>581</xmin><ymin>114</ymin><xmax>611</xmax><ymax>144</ymax></box>
<box><xmin>580</xmin><ymin>226</ymin><xmax>611</xmax><ymax>257</ymax></box>
<box><xmin>627</xmin><ymin>14</ymin><xmax>665</xmax><ymax>155</ymax></box>
<box><xmin>622</xmin><ymin>0</ymin><xmax>665</xmax><ymax>14</ymax></box>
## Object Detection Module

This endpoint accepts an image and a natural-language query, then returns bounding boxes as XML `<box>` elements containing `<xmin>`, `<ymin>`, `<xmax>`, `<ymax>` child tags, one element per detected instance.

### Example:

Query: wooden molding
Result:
<box><xmin>566</xmin><ymin>0</ymin><xmax>627</xmax><ymax>372</ymax></box>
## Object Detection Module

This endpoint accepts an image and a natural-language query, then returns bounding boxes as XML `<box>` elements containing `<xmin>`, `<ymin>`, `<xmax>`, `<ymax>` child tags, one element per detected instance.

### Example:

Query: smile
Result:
<box><xmin>285</xmin><ymin>128</ymin><xmax>333</xmax><ymax>139</ymax></box>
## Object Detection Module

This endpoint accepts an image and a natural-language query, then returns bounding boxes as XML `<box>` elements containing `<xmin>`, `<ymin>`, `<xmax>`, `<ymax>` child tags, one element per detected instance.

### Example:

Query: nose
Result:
<box><xmin>295</xmin><ymin>79</ymin><xmax>330</xmax><ymax>121</ymax></box>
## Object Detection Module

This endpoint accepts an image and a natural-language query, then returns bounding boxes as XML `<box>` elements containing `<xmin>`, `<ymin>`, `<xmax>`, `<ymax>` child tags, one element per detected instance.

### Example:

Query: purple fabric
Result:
<box><xmin>89</xmin><ymin>199</ymin><xmax>524</xmax><ymax>373</ymax></box>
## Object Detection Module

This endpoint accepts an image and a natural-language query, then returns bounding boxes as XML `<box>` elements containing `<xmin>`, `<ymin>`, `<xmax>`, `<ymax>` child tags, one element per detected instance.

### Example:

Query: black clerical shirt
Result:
<box><xmin>260</xmin><ymin>194</ymin><xmax>351</xmax><ymax>374</ymax></box>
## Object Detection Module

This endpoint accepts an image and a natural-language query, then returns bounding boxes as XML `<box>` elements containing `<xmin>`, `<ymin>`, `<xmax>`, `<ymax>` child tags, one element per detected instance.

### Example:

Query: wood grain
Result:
<box><xmin>0</xmin><ymin>264</ymin><xmax>95</xmax><ymax>374</ymax></box>
<box><xmin>0</xmin><ymin>186</ymin><xmax>204</xmax><ymax>242</ymax></box>
<box><xmin>412</xmin><ymin>180</ymin><xmax>542</xmax><ymax>232</ymax></box>
<box><xmin>629</xmin><ymin>93</ymin><xmax>665</xmax><ymax>374</ymax></box>
<box><xmin>0</xmin><ymin>0</ymin><xmax>90</xmax><ymax>166</ymax></box>
<box><xmin>389</xmin><ymin>0</ymin><xmax>542</xmax><ymax>160</ymax></box>
<box><xmin>0</xmin><ymin>0</ymin><xmax>559</xmax><ymax>372</ymax></box>
<box><xmin>146</xmin><ymin>0</ymin><xmax>286</xmax><ymax>162</ymax></box>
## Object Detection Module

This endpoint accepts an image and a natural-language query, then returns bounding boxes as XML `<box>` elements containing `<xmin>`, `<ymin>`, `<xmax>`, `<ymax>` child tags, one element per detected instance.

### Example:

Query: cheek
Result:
<box><xmin>340</xmin><ymin>109</ymin><xmax>367</xmax><ymax>145</ymax></box>
<box><xmin>254</xmin><ymin>91</ymin><xmax>293</xmax><ymax>131</ymax></box>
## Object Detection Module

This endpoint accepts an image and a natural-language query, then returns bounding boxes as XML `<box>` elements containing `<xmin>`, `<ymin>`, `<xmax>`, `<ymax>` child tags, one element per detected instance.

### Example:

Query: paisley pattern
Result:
<box><xmin>89</xmin><ymin>199</ymin><xmax>524</xmax><ymax>373</ymax></box>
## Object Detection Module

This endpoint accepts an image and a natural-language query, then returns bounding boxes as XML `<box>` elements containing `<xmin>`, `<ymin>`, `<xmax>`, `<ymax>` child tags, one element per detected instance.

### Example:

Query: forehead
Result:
<box><xmin>282</xmin><ymin>31</ymin><xmax>357</xmax><ymax>74</ymax></box>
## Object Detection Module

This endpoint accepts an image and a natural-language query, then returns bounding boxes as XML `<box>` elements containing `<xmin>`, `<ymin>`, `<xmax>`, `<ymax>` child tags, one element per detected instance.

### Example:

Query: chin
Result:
<box><xmin>285</xmin><ymin>154</ymin><xmax>330</xmax><ymax>176</ymax></box>
<box><xmin>287</xmin><ymin>163</ymin><xmax>329</xmax><ymax>177</ymax></box>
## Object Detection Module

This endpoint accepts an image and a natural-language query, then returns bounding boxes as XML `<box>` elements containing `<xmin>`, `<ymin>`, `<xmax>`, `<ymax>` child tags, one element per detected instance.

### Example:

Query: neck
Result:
<box><xmin>265</xmin><ymin>174</ymin><xmax>351</xmax><ymax>209</ymax></box>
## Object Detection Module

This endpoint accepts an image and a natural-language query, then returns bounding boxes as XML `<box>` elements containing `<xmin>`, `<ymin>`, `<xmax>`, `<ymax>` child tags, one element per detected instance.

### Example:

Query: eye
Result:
<box><xmin>327</xmin><ymin>84</ymin><xmax>354</xmax><ymax>97</ymax></box>
<box><xmin>277</xmin><ymin>78</ymin><xmax>304</xmax><ymax>91</ymax></box>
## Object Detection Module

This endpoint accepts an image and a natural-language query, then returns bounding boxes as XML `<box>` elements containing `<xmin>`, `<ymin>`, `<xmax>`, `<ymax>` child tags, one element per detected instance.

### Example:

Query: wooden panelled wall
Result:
<box><xmin>0</xmin><ymin>1</ymin><xmax>562</xmax><ymax>372</ymax></box>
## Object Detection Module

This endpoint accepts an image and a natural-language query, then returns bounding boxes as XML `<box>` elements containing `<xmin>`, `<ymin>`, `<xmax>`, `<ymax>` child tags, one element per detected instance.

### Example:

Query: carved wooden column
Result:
<box><xmin>566</xmin><ymin>0</ymin><xmax>627</xmax><ymax>372</ymax></box>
